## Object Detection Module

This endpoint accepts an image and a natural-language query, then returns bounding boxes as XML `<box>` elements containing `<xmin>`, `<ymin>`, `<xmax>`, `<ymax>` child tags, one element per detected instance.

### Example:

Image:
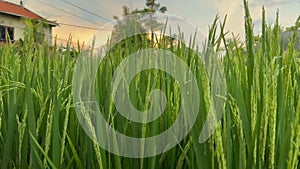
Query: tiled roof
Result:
<box><xmin>0</xmin><ymin>1</ymin><xmax>54</xmax><ymax>23</ymax></box>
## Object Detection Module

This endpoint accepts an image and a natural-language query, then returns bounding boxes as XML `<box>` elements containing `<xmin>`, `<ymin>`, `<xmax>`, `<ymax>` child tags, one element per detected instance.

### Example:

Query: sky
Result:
<box><xmin>5</xmin><ymin>0</ymin><xmax>300</xmax><ymax>46</ymax></box>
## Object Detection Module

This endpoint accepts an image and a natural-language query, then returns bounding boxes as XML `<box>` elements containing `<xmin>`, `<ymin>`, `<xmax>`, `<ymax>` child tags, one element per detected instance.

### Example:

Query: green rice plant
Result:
<box><xmin>0</xmin><ymin>1</ymin><xmax>299</xmax><ymax>168</ymax></box>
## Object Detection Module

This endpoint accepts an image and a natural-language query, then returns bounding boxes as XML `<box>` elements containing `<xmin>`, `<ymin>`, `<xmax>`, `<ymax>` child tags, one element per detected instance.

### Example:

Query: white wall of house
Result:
<box><xmin>0</xmin><ymin>13</ymin><xmax>53</xmax><ymax>43</ymax></box>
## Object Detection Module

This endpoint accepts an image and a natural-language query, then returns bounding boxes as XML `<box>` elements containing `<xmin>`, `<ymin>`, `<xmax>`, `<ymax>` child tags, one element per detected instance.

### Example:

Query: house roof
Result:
<box><xmin>0</xmin><ymin>1</ymin><xmax>56</xmax><ymax>26</ymax></box>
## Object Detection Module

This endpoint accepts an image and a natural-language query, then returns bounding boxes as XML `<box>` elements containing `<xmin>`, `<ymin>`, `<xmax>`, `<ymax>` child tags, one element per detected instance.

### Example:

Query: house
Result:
<box><xmin>0</xmin><ymin>0</ymin><xmax>57</xmax><ymax>44</ymax></box>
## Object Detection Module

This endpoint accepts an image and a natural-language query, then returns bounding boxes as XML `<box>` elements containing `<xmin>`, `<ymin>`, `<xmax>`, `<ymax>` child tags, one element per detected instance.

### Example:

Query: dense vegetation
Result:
<box><xmin>0</xmin><ymin>1</ymin><xmax>299</xmax><ymax>169</ymax></box>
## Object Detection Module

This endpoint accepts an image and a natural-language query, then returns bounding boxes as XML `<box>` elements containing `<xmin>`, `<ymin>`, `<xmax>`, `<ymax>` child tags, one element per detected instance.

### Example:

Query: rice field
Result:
<box><xmin>0</xmin><ymin>1</ymin><xmax>299</xmax><ymax>169</ymax></box>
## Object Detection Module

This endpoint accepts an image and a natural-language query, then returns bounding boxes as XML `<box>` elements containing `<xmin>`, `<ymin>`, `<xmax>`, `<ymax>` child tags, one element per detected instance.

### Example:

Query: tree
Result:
<box><xmin>111</xmin><ymin>0</ymin><xmax>167</xmax><ymax>44</ymax></box>
<box><xmin>111</xmin><ymin>6</ymin><xmax>146</xmax><ymax>43</ymax></box>
<box><xmin>134</xmin><ymin>0</ymin><xmax>167</xmax><ymax>44</ymax></box>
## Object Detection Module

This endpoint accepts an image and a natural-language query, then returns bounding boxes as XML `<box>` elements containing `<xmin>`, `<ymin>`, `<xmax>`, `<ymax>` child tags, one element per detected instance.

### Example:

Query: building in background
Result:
<box><xmin>0</xmin><ymin>0</ymin><xmax>57</xmax><ymax>44</ymax></box>
<box><xmin>281</xmin><ymin>30</ymin><xmax>300</xmax><ymax>50</ymax></box>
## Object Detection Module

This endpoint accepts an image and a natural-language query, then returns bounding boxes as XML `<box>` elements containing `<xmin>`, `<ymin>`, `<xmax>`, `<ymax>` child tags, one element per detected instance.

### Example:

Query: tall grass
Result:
<box><xmin>0</xmin><ymin>1</ymin><xmax>299</xmax><ymax>168</ymax></box>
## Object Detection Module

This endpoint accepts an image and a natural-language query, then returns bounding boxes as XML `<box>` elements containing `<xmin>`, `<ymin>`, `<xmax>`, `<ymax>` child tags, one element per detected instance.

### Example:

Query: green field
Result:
<box><xmin>0</xmin><ymin>2</ymin><xmax>299</xmax><ymax>169</ymax></box>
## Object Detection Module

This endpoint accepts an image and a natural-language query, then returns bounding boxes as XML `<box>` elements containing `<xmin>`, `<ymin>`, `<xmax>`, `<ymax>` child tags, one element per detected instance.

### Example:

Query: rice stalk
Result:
<box><xmin>16</xmin><ymin>105</ymin><xmax>27</xmax><ymax>168</ymax></box>
<box><xmin>60</xmin><ymin>94</ymin><xmax>72</xmax><ymax>165</ymax></box>
<box><xmin>44</xmin><ymin>100</ymin><xmax>54</xmax><ymax>168</ymax></box>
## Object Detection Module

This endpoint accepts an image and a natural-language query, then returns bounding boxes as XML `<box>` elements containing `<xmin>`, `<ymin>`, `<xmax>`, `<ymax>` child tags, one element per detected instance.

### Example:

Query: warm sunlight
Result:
<box><xmin>0</xmin><ymin>1</ymin><xmax>299</xmax><ymax>168</ymax></box>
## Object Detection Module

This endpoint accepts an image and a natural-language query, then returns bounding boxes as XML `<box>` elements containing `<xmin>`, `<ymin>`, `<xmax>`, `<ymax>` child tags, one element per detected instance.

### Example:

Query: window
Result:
<box><xmin>0</xmin><ymin>25</ymin><xmax>14</xmax><ymax>42</ymax></box>
<box><xmin>0</xmin><ymin>26</ymin><xmax>5</xmax><ymax>41</ymax></box>
<box><xmin>7</xmin><ymin>27</ymin><xmax>14</xmax><ymax>41</ymax></box>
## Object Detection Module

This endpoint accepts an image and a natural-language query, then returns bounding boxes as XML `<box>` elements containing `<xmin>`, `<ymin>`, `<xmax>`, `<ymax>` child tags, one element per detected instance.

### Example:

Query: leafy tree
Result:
<box><xmin>111</xmin><ymin>6</ymin><xmax>146</xmax><ymax>43</ymax></box>
<box><xmin>132</xmin><ymin>0</ymin><xmax>167</xmax><ymax>32</ymax></box>
<box><xmin>111</xmin><ymin>0</ymin><xmax>167</xmax><ymax>44</ymax></box>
